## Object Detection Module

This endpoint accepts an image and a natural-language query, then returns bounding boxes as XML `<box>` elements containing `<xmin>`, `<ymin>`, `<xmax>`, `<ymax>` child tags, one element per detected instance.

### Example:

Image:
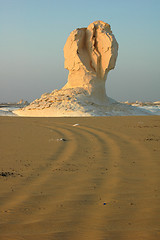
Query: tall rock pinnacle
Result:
<box><xmin>63</xmin><ymin>20</ymin><xmax>118</xmax><ymax>103</ymax></box>
<box><xmin>13</xmin><ymin>21</ymin><xmax>148</xmax><ymax>116</ymax></box>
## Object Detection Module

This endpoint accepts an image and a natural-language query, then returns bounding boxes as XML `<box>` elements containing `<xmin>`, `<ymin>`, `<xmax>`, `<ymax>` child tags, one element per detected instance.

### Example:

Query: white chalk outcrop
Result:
<box><xmin>63</xmin><ymin>20</ymin><xmax>118</xmax><ymax>105</ymax></box>
<box><xmin>14</xmin><ymin>21</ymin><xmax>150</xmax><ymax>117</ymax></box>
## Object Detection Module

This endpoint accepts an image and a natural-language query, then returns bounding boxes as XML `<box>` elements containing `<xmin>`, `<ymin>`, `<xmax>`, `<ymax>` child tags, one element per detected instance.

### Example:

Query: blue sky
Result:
<box><xmin>0</xmin><ymin>0</ymin><xmax>160</xmax><ymax>102</ymax></box>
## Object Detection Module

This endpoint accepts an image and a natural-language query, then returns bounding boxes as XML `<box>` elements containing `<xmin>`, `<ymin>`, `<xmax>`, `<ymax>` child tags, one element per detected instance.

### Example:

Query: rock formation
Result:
<box><xmin>63</xmin><ymin>20</ymin><xmax>118</xmax><ymax>104</ymax></box>
<box><xmin>13</xmin><ymin>21</ymin><xmax>150</xmax><ymax>117</ymax></box>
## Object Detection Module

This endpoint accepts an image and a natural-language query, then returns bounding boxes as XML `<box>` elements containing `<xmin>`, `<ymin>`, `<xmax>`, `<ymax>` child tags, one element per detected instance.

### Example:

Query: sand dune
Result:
<box><xmin>0</xmin><ymin>116</ymin><xmax>160</xmax><ymax>240</ymax></box>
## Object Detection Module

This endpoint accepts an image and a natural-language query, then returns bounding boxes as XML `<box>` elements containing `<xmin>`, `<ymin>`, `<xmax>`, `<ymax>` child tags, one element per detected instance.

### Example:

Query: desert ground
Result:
<box><xmin>0</xmin><ymin>116</ymin><xmax>160</xmax><ymax>240</ymax></box>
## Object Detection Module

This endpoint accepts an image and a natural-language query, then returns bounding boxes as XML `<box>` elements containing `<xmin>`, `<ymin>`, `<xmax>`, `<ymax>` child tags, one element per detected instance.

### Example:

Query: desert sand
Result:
<box><xmin>0</xmin><ymin>116</ymin><xmax>160</xmax><ymax>240</ymax></box>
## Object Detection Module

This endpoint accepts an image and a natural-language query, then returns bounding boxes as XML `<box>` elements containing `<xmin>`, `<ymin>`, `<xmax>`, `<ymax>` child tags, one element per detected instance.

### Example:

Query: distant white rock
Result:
<box><xmin>17</xmin><ymin>99</ymin><xmax>29</xmax><ymax>105</ymax></box>
<box><xmin>13</xmin><ymin>21</ymin><xmax>152</xmax><ymax>117</ymax></box>
<box><xmin>153</xmin><ymin>101</ymin><xmax>160</xmax><ymax>105</ymax></box>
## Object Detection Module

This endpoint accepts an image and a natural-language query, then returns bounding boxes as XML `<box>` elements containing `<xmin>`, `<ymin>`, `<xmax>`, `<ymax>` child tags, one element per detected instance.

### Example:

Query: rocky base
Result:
<box><xmin>13</xmin><ymin>88</ymin><xmax>151</xmax><ymax>117</ymax></box>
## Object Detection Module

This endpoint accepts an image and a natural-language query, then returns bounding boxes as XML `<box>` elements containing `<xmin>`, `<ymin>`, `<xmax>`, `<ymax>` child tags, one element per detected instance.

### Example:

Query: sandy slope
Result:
<box><xmin>0</xmin><ymin>116</ymin><xmax>160</xmax><ymax>240</ymax></box>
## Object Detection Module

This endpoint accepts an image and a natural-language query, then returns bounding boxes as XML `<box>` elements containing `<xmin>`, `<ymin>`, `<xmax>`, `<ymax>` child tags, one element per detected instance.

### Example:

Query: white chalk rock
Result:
<box><xmin>13</xmin><ymin>21</ymin><xmax>151</xmax><ymax>117</ymax></box>
<box><xmin>63</xmin><ymin>20</ymin><xmax>118</xmax><ymax>104</ymax></box>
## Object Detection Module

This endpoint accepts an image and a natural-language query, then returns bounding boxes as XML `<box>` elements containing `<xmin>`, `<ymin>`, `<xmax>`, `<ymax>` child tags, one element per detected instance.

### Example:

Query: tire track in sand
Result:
<box><xmin>66</xmin><ymin>124</ymin><xmax>123</xmax><ymax>240</ymax></box>
<box><xmin>30</xmin><ymin>123</ymin><xmax>122</xmax><ymax>240</ymax></box>
<box><xmin>1</xmin><ymin>121</ymin><xmax>159</xmax><ymax>240</ymax></box>
<box><xmin>108</xmin><ymin>129</ymin><xmax>160</xmax><ymax>238</ymax></box>
<box><xmin>0</xmin><ymin>125</ymin><xmax>77</xmax><ymax>217</ymax></box>
<box><xmin>3</xmin><ymin>122</ymin><xmax>119</xmax><ymax>239</ymax></box>
<box><xmin>18</xmin><ymin>123</ymin><xmax>109</xmax><ymax>226</ymax></box>
<box><xmin>1</xmin><ymin>122</ymin><xmax>102</xmax><ymax>238</ymax></box>
<box><xmin>77</xmin><ymin>125</ymin><xmax>160</xmax><ymax>240</ymax></box>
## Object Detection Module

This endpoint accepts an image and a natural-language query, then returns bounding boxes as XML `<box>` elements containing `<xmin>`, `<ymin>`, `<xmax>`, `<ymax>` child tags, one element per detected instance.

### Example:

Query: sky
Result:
<box><xmin>0</xmin><ymin>0</ymin><xmax>160</xmax><ymax>103</ymax></box>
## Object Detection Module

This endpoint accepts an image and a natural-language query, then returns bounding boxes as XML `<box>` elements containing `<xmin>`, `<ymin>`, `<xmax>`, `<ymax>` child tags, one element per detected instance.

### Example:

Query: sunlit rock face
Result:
<box><xmin>63</xmin><ymin>20</ymin><xmax>118</xmax><ymax>104</ymax></box>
